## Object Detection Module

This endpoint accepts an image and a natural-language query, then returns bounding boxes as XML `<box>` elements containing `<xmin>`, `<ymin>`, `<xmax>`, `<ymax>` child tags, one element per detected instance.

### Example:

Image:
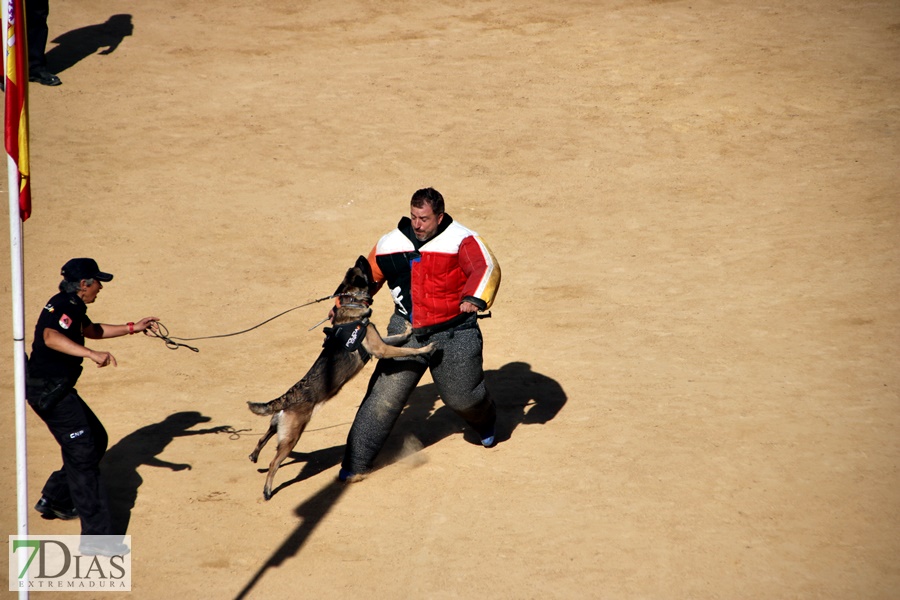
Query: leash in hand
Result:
<box><xmin>147</xmin><ymin>295</ymin><xmax>336</xmax><ymax>352</ymax></box>
<box><xmin>144</xmin><ymin>322</ymin><xmax>200</xmax><ymax>352</ymax></box>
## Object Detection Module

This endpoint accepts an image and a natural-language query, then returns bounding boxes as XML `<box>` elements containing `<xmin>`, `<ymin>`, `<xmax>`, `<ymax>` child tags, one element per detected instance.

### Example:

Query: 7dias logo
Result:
<box><xmin>8</xmin><ymin>535</ymin><xmax>132</xmax><ymax>592</ymax></box>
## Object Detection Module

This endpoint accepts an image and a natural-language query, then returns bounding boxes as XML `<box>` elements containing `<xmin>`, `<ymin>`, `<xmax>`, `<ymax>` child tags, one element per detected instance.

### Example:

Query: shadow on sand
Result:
<box><xmin>235</xmin><ymin>361</ymin><xmax>566</xmax><ymax>599</ymax></box>
<box><xmin>256</xmin><ymin>361</ymin><xmax>567</xmax><ymax>497</ymax></box>
<box><xmin>45</xmin><ymin>14</ymin><xmax>133</xmax><ymax>75</ymax></box>
<box><xmin>102</xmin><ymin>411</ymin><xmax>232</xmax><ymax>534</ymax></box>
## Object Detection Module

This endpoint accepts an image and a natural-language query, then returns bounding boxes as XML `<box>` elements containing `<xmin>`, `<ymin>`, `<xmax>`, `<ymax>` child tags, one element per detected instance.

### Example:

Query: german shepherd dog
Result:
<box><xmin>247</xmin><ymin>256</ymin><xmax>434</xmax><ymax>500</ymax></box>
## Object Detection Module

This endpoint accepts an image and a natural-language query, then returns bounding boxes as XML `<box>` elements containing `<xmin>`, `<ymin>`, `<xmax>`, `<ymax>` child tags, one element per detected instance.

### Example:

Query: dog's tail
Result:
<box><xmin>247</xmin><ymin>397</ymin><xmax>287</xmax><ymax>416</ymax></box>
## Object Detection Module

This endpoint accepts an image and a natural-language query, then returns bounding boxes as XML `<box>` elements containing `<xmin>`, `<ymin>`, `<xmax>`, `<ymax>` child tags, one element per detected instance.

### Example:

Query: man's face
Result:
<box><xmin>410</xmin><ymin>203</ymin><xmax>443</xmax><ymax>242</ymax></box>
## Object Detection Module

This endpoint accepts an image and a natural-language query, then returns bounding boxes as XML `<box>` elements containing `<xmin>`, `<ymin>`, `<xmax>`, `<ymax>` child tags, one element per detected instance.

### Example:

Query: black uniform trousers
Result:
<box><xmin>32</xmin><ymin>388</ymin><xmax>114</xmax><ymax>535</ymax></box>
<box><xmin>25</xmin><ymin>0</ymin><xmax>51</xmax><ymax>69</ymax></box>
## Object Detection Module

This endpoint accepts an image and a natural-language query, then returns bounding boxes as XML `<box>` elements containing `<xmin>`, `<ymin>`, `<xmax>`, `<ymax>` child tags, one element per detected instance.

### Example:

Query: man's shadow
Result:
<box><xmin>382</xmin><ymin>361</ymin><xmax>568</xmax><ymax>462</ymax></box>
<box><xmin>45</xmin><ymin>14</ymin><xmax>133</xmax><ymax>75</ymax></box>
<box><xmin>101</xmin><ymin>411</ymin><xmax>232</xmax><ymax>534</ymax></box>
<box><xmin>266</xmin><ymin>361</ymin><xmax>566</xmax><ymax>495</ymax></box>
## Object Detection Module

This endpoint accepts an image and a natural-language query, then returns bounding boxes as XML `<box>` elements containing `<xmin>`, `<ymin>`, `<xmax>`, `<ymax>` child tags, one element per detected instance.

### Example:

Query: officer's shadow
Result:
<box><xmin>45</xmin><ymin>14</ymin><xmax>133</xmax><ymax>76</ymax></box>
<box><xmin>101</xmin><ymin>411</ymin><xmax>232</xmax><ymax>534</ymax></box>
<box><xmin>269</xmin><ymin>361</ymin><xmax>567</xmax><ymax>494</ymax></box>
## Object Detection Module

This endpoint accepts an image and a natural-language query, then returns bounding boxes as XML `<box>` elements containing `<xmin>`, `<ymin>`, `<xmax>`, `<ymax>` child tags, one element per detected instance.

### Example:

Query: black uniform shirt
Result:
<box><xmin>28</xmin><ymin>292</ymin><xmax>90</xmax><ymax>381</ymax></box>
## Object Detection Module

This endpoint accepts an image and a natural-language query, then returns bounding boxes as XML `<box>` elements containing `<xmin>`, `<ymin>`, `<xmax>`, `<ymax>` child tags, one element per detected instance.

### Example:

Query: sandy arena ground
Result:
<box><xmin>2</xmin><ymin>1</ymin><xmax>899</xmax><ymax>598</ymax></box>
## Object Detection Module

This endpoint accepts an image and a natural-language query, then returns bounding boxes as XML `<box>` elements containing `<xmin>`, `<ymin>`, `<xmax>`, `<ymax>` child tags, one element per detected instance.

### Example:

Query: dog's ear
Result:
<box><xmin>333</xmin><ymin>267</ymin><xmax>354</xmax><ymax>296</ymax></box>
<box><xmin>355</xmin><ymin>255</ymin><xmax>373</xmax><ymax>281</ymax></box>
<box><xmin>356</xmin><ymin>256</ymin><xmax>379</xmax><ymax>296</ymax></box>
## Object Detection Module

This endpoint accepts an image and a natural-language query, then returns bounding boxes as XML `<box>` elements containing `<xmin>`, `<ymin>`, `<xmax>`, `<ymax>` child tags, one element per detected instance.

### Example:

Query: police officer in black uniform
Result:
<box><xmin>27</xmin><ymin>258</ymin><xmax>158</xmax><ymax>553</ymax></box>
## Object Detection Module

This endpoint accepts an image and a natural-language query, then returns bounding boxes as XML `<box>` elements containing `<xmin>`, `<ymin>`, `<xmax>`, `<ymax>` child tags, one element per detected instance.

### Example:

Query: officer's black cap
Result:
<box><xmin>61</xmin><ymin>258</ymin><xmax>114</xmax><ymax>283</ymax></box>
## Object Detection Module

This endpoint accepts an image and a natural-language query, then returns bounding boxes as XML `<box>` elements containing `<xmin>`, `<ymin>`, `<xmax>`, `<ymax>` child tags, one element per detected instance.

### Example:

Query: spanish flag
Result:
<box><xmin>5</xmin><ymin>0</ymin><xmax>31</xmax><ymax>221</ymax></box>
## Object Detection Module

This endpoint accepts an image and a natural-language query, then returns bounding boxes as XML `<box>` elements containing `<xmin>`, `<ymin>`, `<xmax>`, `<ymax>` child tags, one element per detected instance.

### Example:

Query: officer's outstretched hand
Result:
<box><xmin>135</xmin><ymin>316</ymin><xmax>160</xmax><ymax>334</ymax></box>
<box><xmin>90</xmin><ymin>350</ymin><xmax>117</xmax><ymax>368</ymax></box>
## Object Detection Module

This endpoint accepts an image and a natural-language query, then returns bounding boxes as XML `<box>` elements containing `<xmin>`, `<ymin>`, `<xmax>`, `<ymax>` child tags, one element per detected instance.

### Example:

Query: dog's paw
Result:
<box><xmin>420</xmin><ymin>342</ymin><xmax>436</xmax><ymax>354</ymax></box>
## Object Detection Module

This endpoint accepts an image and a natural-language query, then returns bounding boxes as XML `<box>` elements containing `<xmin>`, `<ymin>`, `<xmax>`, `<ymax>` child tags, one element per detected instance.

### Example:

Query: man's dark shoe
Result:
<box><xmin>29</xmin><ymin>68</ymin><xmax>61</xmax><ymax>86</ymax></box>
<box><xmin>34</xmin><ymin>497</ymin><xmax>78</xmax><ymax>520</ymax></box>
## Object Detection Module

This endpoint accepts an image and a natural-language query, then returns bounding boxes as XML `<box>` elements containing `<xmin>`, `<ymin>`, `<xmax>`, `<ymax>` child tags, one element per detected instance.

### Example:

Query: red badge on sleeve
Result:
<box><xmin>59</xmin><ymin>314</ymin><xmax>72</xmax><ymax>330</ymax></box>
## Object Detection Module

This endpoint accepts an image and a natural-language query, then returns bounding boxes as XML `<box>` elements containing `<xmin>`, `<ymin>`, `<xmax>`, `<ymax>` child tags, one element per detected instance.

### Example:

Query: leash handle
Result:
<box><xmin>144</xmin><ymin>323</ymin><xmax>199</xmax><ymax>352</ymax></box>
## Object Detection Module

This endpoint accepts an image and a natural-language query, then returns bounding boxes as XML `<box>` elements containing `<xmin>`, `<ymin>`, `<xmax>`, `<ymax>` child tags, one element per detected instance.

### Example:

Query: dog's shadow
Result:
<box><xmin>265</xmin><ymin>361</ymin><xmax>567</xmax><ymax>496</ymax></box>
<box><xmin>102</xmin><ymin>411</ymin><xmax>233</xmax><ymax>534</ymax></box>
<box><xmin>45</xmin><ymin>14</ymin><xmax>133</xmax><ymax>76</ymax></box>
<box><xmin>262</xmin><ymin>444</ymin><xmax>345</xmax><ymax>498</ymax></box>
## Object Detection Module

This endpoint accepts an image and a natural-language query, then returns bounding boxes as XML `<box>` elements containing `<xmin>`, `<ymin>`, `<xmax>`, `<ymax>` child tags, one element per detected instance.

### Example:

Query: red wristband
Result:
<box><xmin>127</xmin><ymin>322</ymin><xmax>135</xmax><ymax>334</ymax></box>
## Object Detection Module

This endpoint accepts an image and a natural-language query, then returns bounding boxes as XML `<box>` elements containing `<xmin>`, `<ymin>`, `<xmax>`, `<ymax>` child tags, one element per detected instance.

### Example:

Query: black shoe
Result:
<box><xmin>79</xmin><ymin>539</ymin><xmax>130</xmax><ymax>557</ymax></box>
<box><xmin>34</xmin><ymin>497</ymin><xmax>79</xmax><ymax>520</ymax></box>
<box><xmin>29</xmin><ymin>68</ymin><xmax>61</xmax><ymax>86</ymax></box>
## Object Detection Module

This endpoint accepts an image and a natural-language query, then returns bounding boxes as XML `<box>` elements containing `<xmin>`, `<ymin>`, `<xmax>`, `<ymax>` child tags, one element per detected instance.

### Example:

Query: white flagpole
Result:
<box><xmin>4</xmin><ymin>0</ymin><xmax>31</xmax><ymax>597</ymax></box>
<box><xmin>8</xmin><ymin>161</ymin><xmax>29</xmax><ymax>595</ymax></box>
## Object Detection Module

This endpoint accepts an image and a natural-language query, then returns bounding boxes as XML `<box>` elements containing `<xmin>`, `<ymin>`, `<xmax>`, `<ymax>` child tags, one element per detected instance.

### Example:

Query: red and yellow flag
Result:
<box><xmin>5</xmin><ymin>0</ymin><xmax>31</xmax><ymax>221</ymax></box>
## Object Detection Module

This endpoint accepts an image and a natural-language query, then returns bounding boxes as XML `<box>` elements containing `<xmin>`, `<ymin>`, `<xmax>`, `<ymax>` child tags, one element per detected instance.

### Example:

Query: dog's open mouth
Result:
<box><xmin>338</xmin><ymin>293</ymin><xmax>372</xmax><ymax>307</ymax></box>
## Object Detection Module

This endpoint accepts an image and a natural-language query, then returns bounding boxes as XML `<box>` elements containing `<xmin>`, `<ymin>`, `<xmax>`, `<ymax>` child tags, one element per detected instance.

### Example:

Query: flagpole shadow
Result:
<box><xmin>234</xmin><ymin>479</ymin><xmax>347</xmax><ymax>600</ymax></box>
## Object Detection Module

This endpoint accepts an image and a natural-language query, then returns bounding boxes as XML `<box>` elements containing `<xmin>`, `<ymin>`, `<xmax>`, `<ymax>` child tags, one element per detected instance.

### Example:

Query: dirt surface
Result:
<box><xmin>2</xmin><ymin>1</ymin><xmax>899</xmax><ymax>598</ymax></box>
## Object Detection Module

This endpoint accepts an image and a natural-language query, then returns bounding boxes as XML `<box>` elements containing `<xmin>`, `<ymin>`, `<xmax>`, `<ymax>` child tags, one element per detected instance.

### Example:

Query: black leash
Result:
<box><xmin>146</xmin><ymin>295</ymin><xmax>336</xmax><ymax>352</ymax></box>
